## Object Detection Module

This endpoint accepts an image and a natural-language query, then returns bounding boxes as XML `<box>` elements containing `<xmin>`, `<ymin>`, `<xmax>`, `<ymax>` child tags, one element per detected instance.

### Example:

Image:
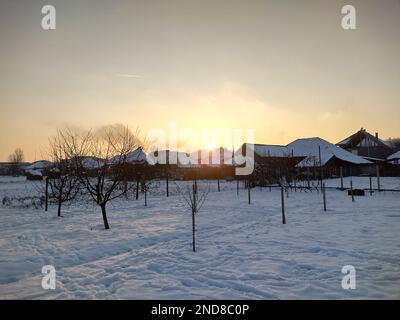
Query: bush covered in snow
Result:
<box><xmin>1</xmin><ymin>196</ymin><xmax>44</xmax><ymax>209</ymax></box>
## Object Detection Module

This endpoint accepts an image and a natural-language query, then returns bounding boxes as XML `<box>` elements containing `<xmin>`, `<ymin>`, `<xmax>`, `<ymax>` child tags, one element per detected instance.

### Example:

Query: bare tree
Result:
<box><xmin>61</xmin><ymin>125</ymin><xmax>141</xmax><ymax>229</ymax></box>
<box><xmin>176</xmin><ymin>181</ymin><xmax>210</xmax><ymax>252</ymax></box>
<box><xmin>8</xmin><ymin>148</ymin><xmax>24</xmax><ymax>163</ymax></box>
<box><xmin>387</xmin><ymin>137</ymin><xmax>400</xmax><ymax>150</ymax></box>
<box><xmin>47</xmin><ymin>133</ymin><xmax>81</xmax><ymax>217</ymax></box>
<box><xmin>8</xmin><ymin>148</ymin><xmax>25</xmax><ymax>175</ymax></box>
<box><xmin>141</xmin><ymin>176</ymin><xmax>152</xmax><ymax>207</ymax></box>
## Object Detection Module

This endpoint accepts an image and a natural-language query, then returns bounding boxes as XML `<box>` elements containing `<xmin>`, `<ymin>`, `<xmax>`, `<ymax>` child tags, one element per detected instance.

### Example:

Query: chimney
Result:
<box><xmin>375</xmin><ymin>132</ymin><xmax>379</xmax><ymax>139</ymax></box>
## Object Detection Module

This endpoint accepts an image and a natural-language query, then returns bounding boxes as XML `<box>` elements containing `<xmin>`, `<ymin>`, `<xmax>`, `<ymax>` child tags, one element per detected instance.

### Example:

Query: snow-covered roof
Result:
<box><xmin>79</xmin><ymin>157</ymin><xmax>105</xmax><ymax>170</ymax></box>
<box><xmin>125</xmin><ymin>148</ymin><xmax>147</xmax><ymax>163</ymax></box>
<box><xmin>176</xmin><ymin>151</ymin><xmax>198</xmax><ymax>168</ymax></box>
<box><xmin>251</xmin><ymin>144</ymin><xmax>291</xmax><ymax>157</ymax></box>
<box><xmin>24</xmin><ymin>160</ymin><xmax>52</xmax><ymax>171</ymax></box>
<box><xmin>186</xmin><ymin>148</ymin><xmax>234</xmax><ymax>167</ymax></box>
<box><xmin>287</xmin><ymin>137</ymin><xmax>371</xmax><ymax>167</ymax></box>
<box><xmin>337</xmin><ymin>129</ymin><xmax>392</xmax><ymax>148</ymax></box>
<box><xmin>146</xmin><ymin>148</ymin><xmax>235</xmax><ymax>167</ymax></box>
<box><xmin>387</xmin><ymin>151</ymin><xmax>400</xmax><ymax>160</ymax></box>
<box><xmin>25</xmin><ymin>169</ymin><xmax>43</xmax><ymax>176</ymax></box>
<box><xmin>110</xmin><ymin>148</ymin><xmax>147</xmax><ymax>165</ymax></box>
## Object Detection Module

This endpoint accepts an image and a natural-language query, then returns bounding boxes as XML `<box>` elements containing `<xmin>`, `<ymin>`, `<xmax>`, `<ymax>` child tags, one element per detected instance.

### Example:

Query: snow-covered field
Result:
<box><xmin>0</xmin><ymin>176</ymin><xmax>399</xmax><ymax>299</ymax></box>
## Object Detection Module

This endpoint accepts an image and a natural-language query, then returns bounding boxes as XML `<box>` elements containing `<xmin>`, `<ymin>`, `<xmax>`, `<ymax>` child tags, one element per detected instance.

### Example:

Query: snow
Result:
<box><xmin>0</xmin><ymin>177</ymin><xmax>399</xmax><ymax>299</ymax></box>
<box><xmin>388</xmin><ymin>151</ymin><xmax>400</xmax><ymax>161</ymax></box>
<box><xmin>25</xmin><ymin>169</ymin><xmax>43</xmax><ymax>177</ymax></box>
<box><xmin>23</xmin><ymin>161</ymin><xmax>51</xmax><ymax>171</ymax></box>
<box><xmin>249</xmin><ymin>144</ymin><xmax>290</xmax><ymax>158</ymax></box>
<box><xmin>235</xmin><ymin>139</ymin><xmax>371</xmax><ymax>167</ymax></box>
<box><xmin>79</xmin><ymin>157</ymin><xmax>104</xmax><ymax>170</ymax></box>
<box><xmin>170</xmin><ymin>149</ymin><xmax>234</xmax><ymax>167</ymax></box>
<box><xmin>111</xmin><ymin>148</ymin><xmax>147</xmax><ymax>164</ymax></box>
<box><xmin>287</xmin><ymin>137</ymin><xmax>371</xmax><ymax>167</ymax></box>
<box><xmin>320</xmin><ymin>176</ymin><xmax>400</xmax><ymax>191</ymax></box>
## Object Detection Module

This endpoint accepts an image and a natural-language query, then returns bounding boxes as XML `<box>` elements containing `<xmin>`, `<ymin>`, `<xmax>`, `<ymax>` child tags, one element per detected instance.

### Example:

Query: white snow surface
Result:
<box><xmin>250</xmin><ymin>144</ymin><xmax>290</xmax><ymax>158</ymax></box>
<box><xmin>0</xmin><ymin>176</ymin><xmax>399</xmax><ymax>299</ymax></box>
<box><xmin>287</xmin><ymin>138</ymin><xmax>371</xmax><ymax>167</ymax></box>
<box><xmin>388</xmin><ymin>151</ymin><xmax>400</xmax><ymax>161</ymax></box>
<box><xmin>111</xmin><ymin>148</ymin><xmax>147</xmax><ymax>164</ymax></box>
<box><xmin>23</xmin><ymin>161</ymin><xmax>51</xmax><ymax>171</ymax></box>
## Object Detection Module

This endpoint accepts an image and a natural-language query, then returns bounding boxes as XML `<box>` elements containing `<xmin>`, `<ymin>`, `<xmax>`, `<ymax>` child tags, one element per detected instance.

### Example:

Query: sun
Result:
<box><xmin>202</xmin><ymin>141</ymin><xmax>219</xmax><ymax>150</ymax></box>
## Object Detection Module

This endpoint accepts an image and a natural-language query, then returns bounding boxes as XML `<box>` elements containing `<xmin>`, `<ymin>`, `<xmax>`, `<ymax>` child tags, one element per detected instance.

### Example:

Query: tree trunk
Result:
<box><xmin>57</xmin><ymin>198</ymin><xmax>62</xmax><ymax>217</ymax></box>
<box><xmin>192</xmin><ymin>183</ymin><xmax>196</xmax><ymax>252</ymax></box>
<box><xmin>101</xmin><ymin>204</ymin><xmax>110</xmax><ymax>230</ymax></box>
<box><xmin>123</xmin><ymin>178</ymin><xmax>128</xmax><ymax>199</ymax></box>
<box><xmin>192</xmin><ymin>209</ymin><xmax>196</xmax><ymax>252</ymax></box>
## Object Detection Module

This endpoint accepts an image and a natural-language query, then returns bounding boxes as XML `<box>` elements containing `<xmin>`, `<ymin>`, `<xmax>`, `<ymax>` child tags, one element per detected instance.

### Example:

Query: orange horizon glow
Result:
<box><xmin>1</xmin><ymin>1</ymin><xmax>399</xmax><ymax>162</ymax></box>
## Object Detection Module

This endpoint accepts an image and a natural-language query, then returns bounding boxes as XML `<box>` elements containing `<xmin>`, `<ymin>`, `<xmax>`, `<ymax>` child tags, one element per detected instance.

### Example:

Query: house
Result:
<box><xmin>237</xmin><ymin>143</ymin><xmax>304</xmax><ymax>165</ymax></box>
<box><xmin>147</xmin><ymin>148</ymin><xmax>237</xmax><ymax>180</ymax></box>
<box><xmin>236</xmin><ymin>143</ymin><xmax>305</xmax><ymax>183</ymax></box>
<box><xmin>110</xmin><ymin>147</ymin><xmax>147</xmax><ymax>166</ymax></box>
<box><xmin>0</xmin><ymin>162</ymin><xmax>29</xmax><ymax>176</ymax></box>
<box><xmin>236</xmin><ymin>138</ymin><xmax>372</xmax><ymax>182</ymax></box>
<box><xmin>386</xmin><ymin>151</ymin><xmax>400</xmax><ymax>165</ymax></box>
<box><xmin>288</xmin><ymin>137</ymin><xmax>371</xmax><ymax>167</ymax></box>
<box><xmin>23</xmin><ymin>160</ymin><xmax>52</xmax><ymax>179</ymax></box>
<box><xmin>336</xmin><ymin>128</ymin><xmax>394</xmax><ymax>161</ymax></box>
<box><xmin>287</xmin><ymin>137</ymin><xmax>371</xmax><ymax>177</ymax></box>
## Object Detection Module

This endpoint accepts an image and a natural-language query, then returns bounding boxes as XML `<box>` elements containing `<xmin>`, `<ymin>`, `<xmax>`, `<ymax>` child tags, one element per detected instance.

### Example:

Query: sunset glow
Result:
<box><xmin>0</xmin><ymin>0</ymin><xmax>399</xmax><ymax>161</ymax></box>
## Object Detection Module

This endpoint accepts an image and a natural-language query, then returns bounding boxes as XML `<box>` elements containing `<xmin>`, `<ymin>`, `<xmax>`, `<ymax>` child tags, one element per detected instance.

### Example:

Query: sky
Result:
<box><xmin>0</xmin><ymin>0</ymin><xmax>399</xmax><ymax>161</ymax></box>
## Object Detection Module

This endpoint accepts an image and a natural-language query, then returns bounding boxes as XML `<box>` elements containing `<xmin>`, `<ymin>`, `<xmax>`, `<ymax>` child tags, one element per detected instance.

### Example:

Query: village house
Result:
<box><xmin>336</xmin><ymin>128</ymin><xmax>394</xmax><ymax>161</ymax></box>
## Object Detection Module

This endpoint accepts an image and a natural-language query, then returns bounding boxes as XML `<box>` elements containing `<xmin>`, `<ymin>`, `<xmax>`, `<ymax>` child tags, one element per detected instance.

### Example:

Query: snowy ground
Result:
<box><xmin>0</xmin><ymin>176</ymin><xmax>399</xmax><ymax>299</ymax></box>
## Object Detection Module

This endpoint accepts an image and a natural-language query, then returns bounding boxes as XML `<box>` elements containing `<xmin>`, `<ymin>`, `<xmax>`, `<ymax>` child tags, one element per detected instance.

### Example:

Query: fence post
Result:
<box><xmin>247</xmin><ymin>179</ymin><xmax>251</xmax><ymax>205</ymax></box>
<box><xmin>166</xmin><ymin>171</ymin><xmax>169</xmax><ymax>197</ymax></box>
<box><xmin>376</xmin><ymin>165</ymin><xmax>381</xmax><ymax>192</ymax></box>
<box><xmin>369</xmin><ymin>174</ymin><xmax>373</xmax><ymax>196</ymax></box>
<box><xmin>318</xmin><ymin>146</ymin><xmax>323</xmax><ymax>187</ymax></box>
<box><xmin>340</xmin><ymin>166</ymin><xmax>343</xmax><ymax>190</ymax></box>
<box><xmin>281</xmin><ymin>187</ymin><xmax>286</xmax><ymax>224</ymax></box>
<box><xmin>323</xmin><ymin>183</ymin><xmax>327</xmax><ymax>211</ymax></box>
<box><xmin>45</xmin><ymin>177</ymin><xmax>49</xmax><ymax>212</ymax></box>
<box><xmin>350</xmin><ymin>180</ymin><xmax>355</xmax><ymax>202</ymax></box>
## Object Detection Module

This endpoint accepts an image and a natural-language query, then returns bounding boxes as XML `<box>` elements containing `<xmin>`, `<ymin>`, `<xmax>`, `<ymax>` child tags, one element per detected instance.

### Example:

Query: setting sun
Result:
<box><xmin>202</xmin><ymin>141</ymin><xmax>219</xmax><ymax>150</ymax></box>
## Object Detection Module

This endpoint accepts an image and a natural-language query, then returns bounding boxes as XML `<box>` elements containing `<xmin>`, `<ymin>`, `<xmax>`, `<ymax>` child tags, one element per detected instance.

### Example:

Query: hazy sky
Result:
<box><xmin>1</xmin><ymin>0</ymin><xmax>399</xmax><ymax>161</ymax></box>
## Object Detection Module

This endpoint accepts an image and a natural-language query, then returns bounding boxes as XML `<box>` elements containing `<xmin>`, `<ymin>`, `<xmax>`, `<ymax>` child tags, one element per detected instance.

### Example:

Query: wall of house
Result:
<box><xmin>348</xmin><ymin>146</ymin><xmax>393</xmax><ymax>159</ymax></box>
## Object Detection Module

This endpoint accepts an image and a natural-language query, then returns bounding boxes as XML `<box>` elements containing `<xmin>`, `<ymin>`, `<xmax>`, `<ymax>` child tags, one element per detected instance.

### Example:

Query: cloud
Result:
<box><xmin>116</xmin><ymin>73</ymin><xmax>142</xmax><ymax>79</ymax></box>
